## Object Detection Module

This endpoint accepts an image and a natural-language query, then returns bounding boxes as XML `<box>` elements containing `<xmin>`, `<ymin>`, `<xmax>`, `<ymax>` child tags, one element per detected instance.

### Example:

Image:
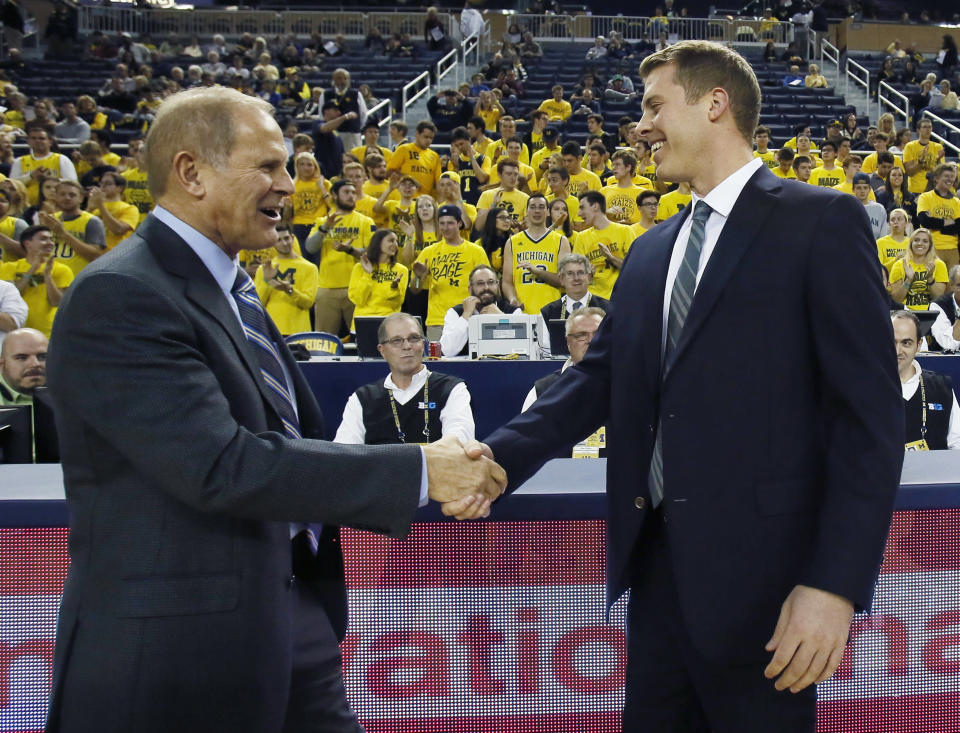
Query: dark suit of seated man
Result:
<box><xmin>44</xmin><ymin>87</ymin><xmax>505</xmax><ymax>733</ymax></box>
<box><xmin>538</xmin><ymin>252</ymin><xmax>610</xmax><ymax>355</ymax></box>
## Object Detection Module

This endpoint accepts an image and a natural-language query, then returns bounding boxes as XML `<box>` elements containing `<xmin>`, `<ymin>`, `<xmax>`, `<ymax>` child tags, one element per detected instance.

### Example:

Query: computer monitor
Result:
<box><xmin>354</xmin><ymin>316</ymin><xmax>386</xmax><ymax>359</ymax></box>
<box><xmin>547</xmin><ymin>319</ymin><xmax>570</xmax><ymax>357</ymax></box>
<box><xmin>913</xmin><ymin>311</ymin><xmax>938</xmax><ymax>340</ymax></box>
<box><xmin>32</xmin><ymin>388</ymin><xmax>60</xmax><ymax>464</ymax></box>
<box><xmin>0</xmin><ymin>405</ymin><xmax>33</xmax><ymax>463</ymax></box>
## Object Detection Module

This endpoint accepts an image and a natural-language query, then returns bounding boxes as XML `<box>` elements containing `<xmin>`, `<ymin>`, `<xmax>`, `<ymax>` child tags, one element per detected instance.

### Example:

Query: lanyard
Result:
<box><xmin>919</xmin><ymin>371</ymin><xmax>927</xmax><ymax>438</ymax></box>
<box><xmin>388</xmin><ymin>377</ymin><xmax>429</xmax><ymax>443</ymax></box>
<box><xmin>561</xmin><ymin>295</ymin><xmax>586</xmax><ymax>319</ymax></box>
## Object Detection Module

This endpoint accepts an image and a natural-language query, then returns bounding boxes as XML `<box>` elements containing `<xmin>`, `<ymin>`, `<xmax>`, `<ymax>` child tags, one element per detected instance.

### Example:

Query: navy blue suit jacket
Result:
<box><xmin>486</xmin><ymin>167</ymin><xmax>904</xmax><ymax>664</ymax></box>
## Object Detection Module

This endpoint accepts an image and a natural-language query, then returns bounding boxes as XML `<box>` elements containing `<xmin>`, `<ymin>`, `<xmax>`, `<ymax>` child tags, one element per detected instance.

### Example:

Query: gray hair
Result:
<box><xmin>558</xmin><ymin>252</ymin><xmax>595</xmax><ymax>277</ymax></box>
<box><xmin>378</xmin><ymin>313</ymin><xmax>423</xmax><ymax>343</ymax></box>
<box><xmin>566</xmin><ymin>306</ymin><xmax>606</xmax><ymax>335</ymax></box>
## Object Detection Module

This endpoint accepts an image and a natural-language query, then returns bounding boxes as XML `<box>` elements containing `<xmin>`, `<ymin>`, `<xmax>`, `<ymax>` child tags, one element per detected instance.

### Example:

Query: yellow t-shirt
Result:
<box><xmin>75</xmin><ymin>152</ymin><xmax>121</xmax><ymax>180</ymax></box>
<box><xmin>292</xmin><ymin>178</ymin><xmax>331</xmax><ymax>226</ymax></box>
<box><xmin>530</xmin><ymin>145</ymin><xmax>563</xmax><ymax>184</ymax></box>
<box><xmin>311</xmin><ymin>211</ymin><xmax>377</xmax><ymax>289</ymax></box>
<box><xmin>389</xmin><ymin>143</ymin><xmax>442</xmax><ymax>196</ymax></box>
<box><xmin>477</xmin><ymin>107</ymin><xmax>501</xmax><ymax>133</ymax></box>
<box><xmin>93</xmin><ymin>200</ymin><xmax>140</xmax><ymax>250</ymax></box>
<box><xmin>861</xmin><ymin>152</ymin><xmax>904</xmax><ymax>174</ymax></box>
<box><xmin>601</xmin><ymin>184</ymin><xmax>649</xmax><ymax>224</ymax></box>
<box><xmin>566</xmin><ymin>169</ymin><xmax>602</xmax><ymax>199</ymax></box>
<box><xmin>538</xmin><ymin>99</ymin><xmax>572</xmax><ymax>121</ymax></box>
<box><xmin>476</xmin><ymin>187</ymin><xmax>529</xmax><ymax>225</ymax></box>
<box><xmin>19</xmin><ymin>153</ymin><xmax>65</xmax><ymax>205</ymax></box>
<box><xmin>0</xmin><ymin>258</ymin><xmax>74</xmax><ymax>337</ymax></box>
<box><xmin>657</xmin><ymin>189</ymin><xmax>692</xmax><ymax>221</ymax></box>
<box><xmin>888</xmin><ymin>258</ymin><xmax>949</xmax><ymax>310</ymax></box>
<box><xmin>253</xmin><ymin>255</ymin><xmax>319</xmax><ymax>335</ymax></box>
<box><xmin>349</xmin><ymin>144</ymin><xmax>393</xmax><ymax>166</ymax></box>
<box><xmin>545</xmin><ymin>191</ymin><xmax>583</xmax><ymax>224</ymax></box>
<box><xmin>486</xmin><ymin>139</ymin><xmax>530</xmax><ymax>168</ymax></box>
<box><xmin>347</xmin><ymin>262</ymin><xmax>410</xmax><ymax>325</ymax></box>
<box><xmin>916</xmin><ymin>191</ymin><xmax>960</xmax><ymax>251</ymax></box>
<box><xmin>573</xmin><ymin>222</ymin><xmax>635</xmax><ymax>299</ymax></box>
<box><xmin>414</xmin><ymin>240</ymin><xmax>491</xmax><ymax>326</ymax></box>
<box><xmin>753</xmin><ymin>150</ymin><xmax>777</xmax><ymax>169</ymax></box>
<box><xmin>381</xmin><ymin>199</ymin><xmax>416</xmax><ymax>239</ymax></box>
<box><xmin>903</xmin><ymin>139</ymin><xmax>944</xmax><ymax>194</ymax></box>
<box><xmin>121</xmin><ymin>167</ymin><xmax>154</xmax><ymax>223</ymax></box>
<box><xmin>507</xmin><ymin>228</ymin><xmax>564</xmax><ymax>314</ymax></box>
<box><xmin>771</xmin><ymin>166</ymin><xmax>797</xmax><ymax>179</ymax></box>
<box><xmin>353</xmin><ymin>194</ymin><xmax>378</xmax><ymax>223</ymax></box>
<box><xmin>4</xmin><ymin>109</ymin><xmax>25</xmax><ymax>130</ymax></box>
<box><xmin>808</xmin><ymin>166</ymin><xmax>844</xmax><ymax>189</ymax></box>
<box><xmin>0</xmin><ymin>215</ymin><xmax>24</xmax><ymax>262</ymax></box>
<box><xmin>631</xmin><ymin>221</ymin><xmax>653</xmax><ymax>238</ymax></box>
<box><xmin>53</xmin><ymin>210</ymin><xmax>104</xmax><ymax>275</ymax></box>
<box><xmin>876</xmin><ymin>235</ymin><xmax>908</xmax><ymax>272</ymax></box>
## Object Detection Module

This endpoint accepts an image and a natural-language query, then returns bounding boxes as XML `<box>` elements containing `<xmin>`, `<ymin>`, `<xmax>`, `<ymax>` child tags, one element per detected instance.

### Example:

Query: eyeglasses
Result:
<box><xmin>381</xmin><ymin>335</ymin><xmax>425</xmax><ymax>347</ymax></box>
<box><xmin>562</xmin><ymin>269</ymin><xmax>588</xmax><ymax>278</ymax></box>
<box><xmin>567</xmin><ymin>330</ymin><xmax>597</xmax><ymax>343</ymax></box>
<box><xmin>472</xmin><ymin>279</ymin><xmax>499</xmax><ymax>288</ymax></box>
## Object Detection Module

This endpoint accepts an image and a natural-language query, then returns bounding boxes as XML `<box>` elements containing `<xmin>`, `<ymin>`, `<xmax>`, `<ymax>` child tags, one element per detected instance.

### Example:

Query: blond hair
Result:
<box><xmin>907</xmin><ymin>228</ymin><xmax>937</xmax><ymax>268</ymax></box>
<box><xmin>638</xmin><ymin>40</ymin><xmax>761</xmax><ymax>145</ymax></box>
<box><xmin>145</xmin><ymin>87</ymin><xmax>274</xmax><ymax>199</ymax></box>
<box><xmin>292</xmin><ymin>151</ymin><xmax>319</xmax><ymax>181</ymax></box>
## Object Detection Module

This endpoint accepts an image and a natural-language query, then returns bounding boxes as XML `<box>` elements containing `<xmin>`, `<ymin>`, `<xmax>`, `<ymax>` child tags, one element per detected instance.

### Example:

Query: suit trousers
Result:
<box><xmin>621</xmin><ymin>511</ymin><xmax>817</xmax><ymax>733</ymax></box>
<box><xmin>283</xmin><ymin>539</ymin><xmax>364</xmax><ymax>733</ymax></box>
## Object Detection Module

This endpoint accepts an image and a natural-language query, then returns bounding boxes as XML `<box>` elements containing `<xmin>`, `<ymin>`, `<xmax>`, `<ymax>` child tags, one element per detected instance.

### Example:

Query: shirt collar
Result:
<box><xmin>0</xmin><ymin>372</ymin><xmax>31</xmax><ymax>405</ymax></box>
<box><xmin>153</xmin><ymin>205</ymin><xmax>239</xmax><ymax>297</ymax></box>
<box><xmin>691</xmin><ymin>157</ymin><xmax>764</xmax><ymax>219</ymax></box>
<box><xmin>384</xmin><ymin>366</ymin><xmax>429</xmax><ymax>392</ymax></box>
<box><xmin>903</xmin><ymin>360</ymin><xmax>922</xmax><ymax>387</ymax></box>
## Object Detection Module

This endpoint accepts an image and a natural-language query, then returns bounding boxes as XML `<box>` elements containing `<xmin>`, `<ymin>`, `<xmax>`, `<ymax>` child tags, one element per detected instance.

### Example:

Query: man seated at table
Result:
<box><xmin>522</xmin><ymin>307</ymin><xmax>607</xmax><ymax>456</ymax></box>
<box><xmin>893</xmin><ymin>310</ymin><xmax>960</xmax><ymax>450</ymax></box>
<box><xmin>0</xmin><ymin>327</ymin><xmax>47</xmax><ymax>407</ymax></box>
<box><xmin>930</xmin><ymin>265</ymin><xmax>960</xmax><ymax>351</ymax></box>
<box><xmin>440</xmin><ymin>264</ymin><xmax>520</xmax><ymax>357</ymax></box>
<box><xmin>538</xmin><ymin>253</ymin><xmax>610</xmax><ymax>354</ymax></box>
<box><xmin>334</xmin><ymin>313</ymin><xmax>475</xmax><ymax>445</ymax></box>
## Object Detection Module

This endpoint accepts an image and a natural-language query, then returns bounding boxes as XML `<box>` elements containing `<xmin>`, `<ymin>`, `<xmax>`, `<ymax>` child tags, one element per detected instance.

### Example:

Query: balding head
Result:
<box><xmin>145</xmin><ymin>87</ymin><xmax>275</xmax><ymax>199</ymax></box>
<box><xmin>0</xmin><ymin>328</ymin><xmax>48</xmax><ymax>395</ymax></box>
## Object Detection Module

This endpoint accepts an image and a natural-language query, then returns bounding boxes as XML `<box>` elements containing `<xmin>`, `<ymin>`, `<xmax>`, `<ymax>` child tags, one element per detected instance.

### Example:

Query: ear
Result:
<box><xmin>706</xmin><ymin>87</ymin><xmax>731</xmax><ymax>124</ymax></box>
<box><xmin>170</xmin><ymin>150</ymin><xmax>206</xmax><ymax>199</ymax></box>
<box><xmin>377</xmin><ymin>343</ymin><xmax>385</xmax><ymax>359</ymax></box>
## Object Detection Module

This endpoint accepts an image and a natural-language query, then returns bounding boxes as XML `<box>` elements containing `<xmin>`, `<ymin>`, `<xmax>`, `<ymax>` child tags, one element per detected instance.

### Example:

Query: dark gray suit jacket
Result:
<box><xmin>45</xmin><ymin>214</ymin><xmax>422</xmax><ymax>732</ymax></box>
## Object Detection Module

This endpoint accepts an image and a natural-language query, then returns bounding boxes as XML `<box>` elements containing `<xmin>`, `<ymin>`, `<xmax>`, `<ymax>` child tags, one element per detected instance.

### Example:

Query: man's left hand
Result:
<box><xmin>764</xmin><ymin>584</ymin><xmax>854</xmax><ymax>693</ymax></box>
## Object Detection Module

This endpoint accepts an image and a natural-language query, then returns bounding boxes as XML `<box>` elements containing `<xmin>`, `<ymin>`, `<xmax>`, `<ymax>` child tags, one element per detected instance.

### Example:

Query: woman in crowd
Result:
<box><xmin>876</xmin><ymin>208</ymin><xmax>911</xmax><ymax>273</ymax></box>
<box><xmin>474</xmin><ymin>206</ymin><xmax>514</xmax><ymax>275</ymax></box>
<box><xmin>21</xmin><ymin>176</ymin><xmax>60</xmax><ymax>226</ymax></box>
<box><xmin>842</xmin><ymin>112</ymin><xmax>866</xmax><ymax>145</ymax></box>
<box><xmin>474</xmin><ymin>90</ymin><xmax>504</xmax><ymax>134</ymax></box>
<box><xmin>0</xmin><ymin>179</ymin><xmax>28</xmax><ymax>218</ymax></box>
<box><xmin>76</xmin><ymin>95</ymin><xmax>109</xmax><ymax>129</ymax></box>
<box><xmin>877</xmin><ymin>112</ymin><xmax>896</xmax><ymax>138</ymax></box>
<box><xmin>888</xmin><ymin>228</ymin><xmax>947</xmax><ymax>311</ymax></box>
<box><xmin>891</xmin><ymin>127</ymin><xmax>911</xmax><ymax>154</ymax></box>
<box><xmin>348</xmin><ymin>229</ymin><xmax>409</xmax><ymax>328</ymax></box>
<box><xmin>289</xmin><ymin>152</ymin><xmax>330</xmax><ymax>248</ymax></box>
<box><xmin>408</xmin><ymin>194</ymin><xmax>442</xmax><ymax>261</ymax></box>
<box><xmin>877</xmin><ymin>166</ymin><xmax>917</xmax><ymax>222</ymax></box>
<box><xmin>548</xmin><ymin>198</ymin><xmax>574</xmax><ymax>242</ymax></box>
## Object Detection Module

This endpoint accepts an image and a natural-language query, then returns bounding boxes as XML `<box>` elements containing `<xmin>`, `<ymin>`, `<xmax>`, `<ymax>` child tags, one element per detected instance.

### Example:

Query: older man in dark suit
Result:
<box><xmin>483</xmin><ymin>41</ymin><xmax>903</xmax><ymax>732</ymax></box>
<box><xmin>44</xmin><ymin>87</ymin><xmax>504</xmax><ymax>733</ymax></box>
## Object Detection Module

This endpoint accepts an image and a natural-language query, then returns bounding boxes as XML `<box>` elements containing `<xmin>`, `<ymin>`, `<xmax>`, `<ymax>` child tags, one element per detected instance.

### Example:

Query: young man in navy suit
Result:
<box><xmin>480</xmin><ymin>40</ymin><xmax>903</xmax><ymax>732</ymax></box>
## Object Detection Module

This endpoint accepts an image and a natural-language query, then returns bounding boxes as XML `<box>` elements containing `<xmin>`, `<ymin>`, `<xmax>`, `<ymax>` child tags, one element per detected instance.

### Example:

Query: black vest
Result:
<box><xmin>450</xmin><ymin>298</ymin><xmax>514</xmax><ymax>356</ymax></box>
<box><xmin>355</xmin><ymin>372</ymin><xmax>463</xmax><ymax>445</ymax></box>
<box><xmin>904</xmin><ymin>369</ymin><xmax>953</xmax><ymax>450</ymax></box>
<box><xmin>332</xmin><ymin>87</ymin><xmax>361</xmax><ymax>133</ymax></box>
<box><xmin>533</xmin><ymin>369</ymin><xmax>562</xmax><ymax>400</ymax></box>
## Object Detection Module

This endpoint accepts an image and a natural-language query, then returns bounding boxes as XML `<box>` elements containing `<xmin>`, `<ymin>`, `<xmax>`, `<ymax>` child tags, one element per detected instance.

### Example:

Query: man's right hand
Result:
<box><xmin>462</xmin><ymin>295</ymin><xmax>480</xmax><ymax>318</ymax></box>
<box><xmin>423</xmin><ymin>435</ymin><xmax>506</xmax><ymax>519</ymax></box>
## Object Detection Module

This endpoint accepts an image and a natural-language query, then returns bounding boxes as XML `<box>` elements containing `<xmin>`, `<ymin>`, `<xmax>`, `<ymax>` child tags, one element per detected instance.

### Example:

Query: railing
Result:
<box><xmin>401</xmin><ymin>70</ymin><xmax>430</xmax><ymax>123</ymax></box>
<box><xmin>804</xmin><ymin>28</ymin><xmax>819</xmax><ymax>65</ymax></box>
<box><xmin>77</xmin><ymin>7</ymin><xmax>453</xmax><ymax>41</ymax></box>
<box><xmin>921</xmin><ymin>110</ymin><xmax>960</xmax><ymax>156</ymax></box>
<box><xmin>367</xmin><ymin>98</ymin><xmax>391</xmax><ymax>138</ymax></box>
<box><xmin>821</xmin><ymin>39</ymin><xmax>840</xmax><ymax>78</ymax></box>
<box><xmin>435</xmin><ymin>47</ymin><xmax>458</xmax><ymax>90</ymax></box>
<box><xmin>845</xmin><ymin>57</ymin><xmax>870</xmax><ymax>100</ymax></box>
<box><xmin>507</xmin><ymin>14</ymin><xmax>792</xmax><ymax>45</ymax></box>
<box><xmin>878</xmin><ymin>81</ymin><xmax>910</xmax><ymax>130</ymax></box>
<box><xmin>462</xmin><ymin>31</ymin><xmax>481</xmax><ymax>69</ymax></box>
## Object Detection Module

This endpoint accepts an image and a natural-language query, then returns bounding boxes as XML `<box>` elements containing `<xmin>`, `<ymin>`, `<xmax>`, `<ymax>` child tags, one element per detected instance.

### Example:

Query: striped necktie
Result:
<box><xmin>648</xmin><ymin>200</ymin><xmax>712</xmax><ymax>508</ymax></box>
<box><xmin>232</xmin><ymin>269</ymin><xmax>320</xmax><ymax>551</ymax></box>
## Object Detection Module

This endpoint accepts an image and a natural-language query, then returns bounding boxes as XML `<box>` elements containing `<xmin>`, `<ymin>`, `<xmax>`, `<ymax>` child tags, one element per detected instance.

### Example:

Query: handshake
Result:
<box><xmin>422</xmin><ymin>435</ymin><xmax>507</xmax><ymax>520</ymax></box>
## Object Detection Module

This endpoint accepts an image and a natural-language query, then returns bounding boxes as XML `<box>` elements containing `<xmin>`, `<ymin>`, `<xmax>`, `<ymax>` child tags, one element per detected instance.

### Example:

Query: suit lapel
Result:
<box><xmin>663</xmin><ymin>168</ymin><xmax>780</xmax><ymax>382</ymax></box>
<box><xmin>141</xmin><ymin>215</ymin><xmax>286</xmax><ymax>422</ymax></box>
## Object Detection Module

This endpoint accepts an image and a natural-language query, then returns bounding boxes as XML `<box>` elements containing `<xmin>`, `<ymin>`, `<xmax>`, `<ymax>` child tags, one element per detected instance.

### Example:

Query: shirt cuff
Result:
<box><xmin>418</xmin><ymin>447</ymin><xmax>429</xmax><ymax>507</ymax></box>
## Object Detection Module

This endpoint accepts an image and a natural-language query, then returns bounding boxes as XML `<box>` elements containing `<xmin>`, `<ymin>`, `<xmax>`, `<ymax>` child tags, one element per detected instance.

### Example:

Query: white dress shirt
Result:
<box><xmin>901</xmin><ymin>360</ymin><xmax>960</xmax><ymax>449</ymax></box>
<box><xmin>521</xmin><ymin>358</ymin><xmax>572</xmax><ymax>412</ymax></box>
<box><xmin>930</xmin><ymin>297</ymin><xmax>960</xmax><ymax>351</ymax></box>
<box><xmin>661</xmin><ymin>157</ymin><xmax>764</xmax><ymax>355</ymax></box>
<box><xmin>537</xmin><ymin>293</ymin><xmax>595</xmax><ymax>354</ymax></box>
<box><xmin>0</xmin><ymin>280</ymin><xmax>28</xmax><ymax>350</ymax></box>
<box><xmin>334</xmin><ymin>366</ymin><xmax>475</xmax><ymax>446</ymax></box>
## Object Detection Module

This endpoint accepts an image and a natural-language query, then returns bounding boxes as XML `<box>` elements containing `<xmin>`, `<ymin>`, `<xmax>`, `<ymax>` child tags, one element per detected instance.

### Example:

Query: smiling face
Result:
<box><xmin>637</xmin><ymin>64</ymin><xmax>711</xmax><ymax>186</ymax></box>
<box><xmin>889</xmin><ymin>166</ymin><xmax>904</xmax><ymax>188</ymax></box>
<box><xmin>195</xmin><ymin>106</ymin><xmax>294</xmax><ymax>256</ymax></box>
<box><xmin>910</xmin><ymin>231</ymin><xmax>932</xmax><ymax>258</ymax></box>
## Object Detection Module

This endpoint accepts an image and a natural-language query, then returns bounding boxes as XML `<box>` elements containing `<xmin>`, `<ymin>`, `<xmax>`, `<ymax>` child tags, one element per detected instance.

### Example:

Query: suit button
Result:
<box><xmin>288</xmin><ymin>575</ymin><xmax>296</xmax><ymax>588</ymax></box>
<box><xmin>635</xmin><ymin>496</ymin><xmax>646</xmax><ymax>510</ymax></box>
<box><xmin>648</xmin><ymin>424</ymin><xmax>654</xmax><ymax>434</ymax></box>
<box><xmin>667</xmin><ymin>412</ymin><xmax>676</xmax><ymax>419</ymax></box>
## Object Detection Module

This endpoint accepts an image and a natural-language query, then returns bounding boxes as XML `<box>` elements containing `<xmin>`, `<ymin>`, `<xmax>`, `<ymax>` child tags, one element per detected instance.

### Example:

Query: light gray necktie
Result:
<box><xmin>648</xmin><ymin>200</ymin><xmax>712</xmax><ymax>508</ymax></box>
